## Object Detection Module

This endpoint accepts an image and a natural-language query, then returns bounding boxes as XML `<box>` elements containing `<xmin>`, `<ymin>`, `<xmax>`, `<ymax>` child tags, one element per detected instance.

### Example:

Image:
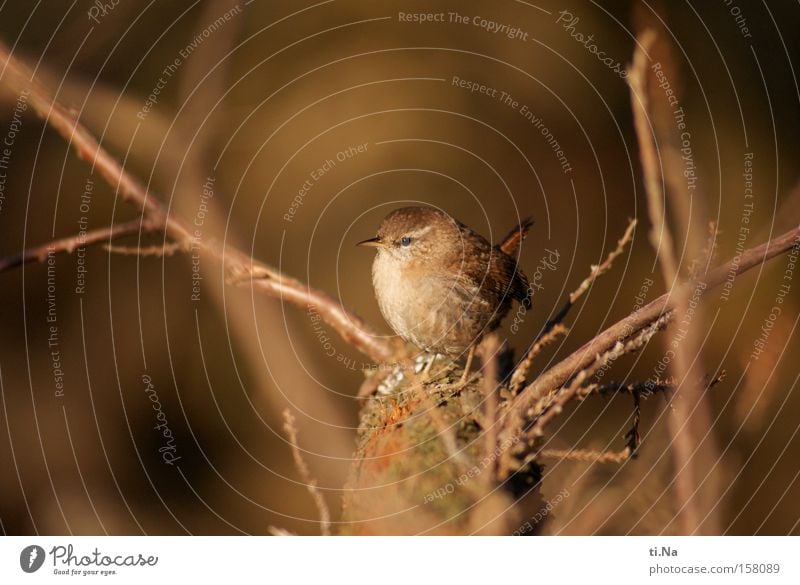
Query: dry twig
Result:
<box><xmin>568</xmin><ymin>218</ymin><xmax>638</xmax><ymax>305</ymax></box>
<box><xmin>0</xmin><ymin>218</ymin><xmax>160</xmax><ymax>271</ymax></box>
<box><xmin>539</xmin><ymin>447</ymin><xmax>631</xmax><ymax>464</ymax></box>
<box><xmin>282</xmin><ymin>409</ymin><xmax>331</xmax><ymax>536</ymax></box>
<box><xmin>479</xmin><ymin>334</ymin><xmax>501</xmax><ymax>470</ymax></box>
<box><xmin>103</xmin><ymin>242</ymin><xmax>183</xmax><ymax>257</ymax></box>
<box><xmin>628</xmin><ymin>28</ymin><xmax>718</xmax><ymax>534</ymax></box>
<box><xmin>0</xmin><ymin>44</ymin><xmax>396</xmax><ymax>364</ymax></box>
<box><xmin>528</xmin><ymin>312</ymin><xmax>673</xmax><ymax>439</ymax></box>
<box><xmin>509</xmin><ymin>324</ymin><xmax>568</xmax><ymax>394</ymax></box>
<box><xmin>509</xmin><ymin>219</ymin><xmax>635</xmax><ymax>392</ymax></box>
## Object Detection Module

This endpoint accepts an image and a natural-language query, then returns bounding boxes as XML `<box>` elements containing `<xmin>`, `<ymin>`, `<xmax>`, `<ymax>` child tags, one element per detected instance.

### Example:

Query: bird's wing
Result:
<box><xmin>498</xmin><ymin>217</ymin><xmax>534</xmax><ymax>256</ymax></box>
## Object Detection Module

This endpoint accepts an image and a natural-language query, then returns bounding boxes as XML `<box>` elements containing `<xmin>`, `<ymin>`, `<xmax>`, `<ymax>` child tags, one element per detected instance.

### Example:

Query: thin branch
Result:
<box><xmin>538</xmin><ymin>219</ymin><xmax>637</xmax><ymax>340</ymax></box>
<box><xmin>527</xmin><ymin>312</ymin><xmax>673</xmax><ymax>439</ymax></box>
<box><xmin>625</xmin><ymin>390</ymin><xmax>642</xmax><ymax>458</ymax></box>
<box><xmin>533</xmin><ymin>370</ymin><xmax>724</xmax><ymax>467</ymax></box>
<box><xmin>539</xmin><ymin>447</ymin><xmax>631</xmax><ymax>464</ymax></box>
<box><xmin>0</xmin><ymin>218</ymin><xmax>158</xmax><ymax>272</ymax></box>
<box><xmin>479</xmin><ymin>334</ymin><xmax>501</xmax><ymax>472</ymax></box>
<box><xmin>578</xmin><ymin>378</ymin><xmax>674</xmax><ymax>400</ymax></box>
<box><xmin>509</xmin><ymin>219</ymin><xmax>635</xmax><ymax>393</ymax></box>
<box><xmin>103</xmin><ymin>242</ymin><xmax>183</xmax><ymax>257</ymax></box>
<box><xmin>0</xmin><ymin>44</ymin><xmax>397</xmax><ymax>364</ymax></box>
<box><xmin>509</xmin><ymin>324</ymin><xmax>568</xmax><ymax>394</ymax></box>
<box><xmin>504</xmin><ymin>221</ymin><xmax>800</xmax><ymax>434</ymax></box>
<box><xmin>282</xmin><ymin>409</ymin><xmax>331</xmax><ymax>536</ymax></box>
<box><xmin>629</xmin><ymin>28</ymin><xmax>714</xmax><ymax>535</ymax></box>
<box><xmin>569</xmin><ymin>218</ymin><xmax>638</xmax><ymax>304</ymax></box>
<box><xmin>629</xmin><ymin>31</ymin><xmax>678</xmax><ymax>283</ymax></box>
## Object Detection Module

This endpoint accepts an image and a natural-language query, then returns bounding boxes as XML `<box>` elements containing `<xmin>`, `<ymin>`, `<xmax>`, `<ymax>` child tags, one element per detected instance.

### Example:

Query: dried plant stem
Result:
<box><xmin>479</xmin><ymin>334</ymin><xmax>501</xmax><ymax>471</ymax></box>
<box><xmin>0</xmin><ymin>44</ymin><xmax>396</xmax><ymax>364</ymax></box>
<box><xmin>578</xmin><ymin>379</ymin><xmax>674</xmax><ymax>400</ymax></box>
<box><xmin>539</xmin><ymin>447</ymin><xmax>631</xmax><ymax>464</ymax></box>
<box><xmin>569</xmin><ymin>218</ymin><xmax>638</xmax><ymax>304</ymax></box>
<box><xmin>629</xmin><ymin>31</ymin><xmax>678</xmax><ymax>282</ymax></box>
<box><xmin>528</xmin><ymin>313</ymin><xmax>672</xmax><ymax>439</ymax></box>
<box><xmin>282</xmin><ymin>409</ymin><xmax>331</xmax><ymax>536</ymax></box>
<box><xmin>104</xmin><ymin>242</ymin><xmax>184</xmax><ymax>257</ymax></box>
<box><xmin>0</xmin><ymin>218</ymin><xmax>158</xmax><ymax>271</ymax></box>
<box><xmin>497</xmin><ymin>218</ymin><xmax>800</xmax><ymax>480</ymax></box>
<box><xmin>510</xmin><ymin>219</ymin><xmax>635</xmax><ymax>391</ymax></box>
<box><xmin>509</xmin><ymin>324</ymin><xmax>568</xmax><ymax>394</ymax></box>
<box><xmin>628</xmin><ymin>29</ymin><xmax>718</xmax><ymax>534</ymax></box>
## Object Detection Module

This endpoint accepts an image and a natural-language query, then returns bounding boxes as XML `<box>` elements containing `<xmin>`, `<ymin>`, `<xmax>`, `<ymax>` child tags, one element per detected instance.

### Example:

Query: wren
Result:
<box><xmin>357</xmin><ymin>206</ymin><xmax>532</xmax><ymax>383</ymax></box>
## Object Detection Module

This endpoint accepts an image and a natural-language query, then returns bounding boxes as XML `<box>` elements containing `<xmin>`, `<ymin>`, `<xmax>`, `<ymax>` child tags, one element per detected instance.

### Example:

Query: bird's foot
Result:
<box><xmin>445</xmin><ymin>368</ymin><xmax>480</xmax><ymax>392</ymax></box>
<box><xmin>412</xmin><ymin>353</ymin><xmax>454</xmax><ymax>386</ymax></box>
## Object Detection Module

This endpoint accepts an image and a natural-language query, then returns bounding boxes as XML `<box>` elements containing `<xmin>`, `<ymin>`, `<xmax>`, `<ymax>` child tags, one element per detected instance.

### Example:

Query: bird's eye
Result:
<box><xmin>400</xmin><ymin>236</ymin><xmax>412</xmax><ymax>247</ymax></box>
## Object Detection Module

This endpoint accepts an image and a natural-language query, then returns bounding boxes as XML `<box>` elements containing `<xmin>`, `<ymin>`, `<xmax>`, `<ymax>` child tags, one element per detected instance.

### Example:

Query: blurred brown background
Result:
<box><xmin>0</xmin><ymin>0</ymin><xmax>798</xmax><ymax>535</ymax></box>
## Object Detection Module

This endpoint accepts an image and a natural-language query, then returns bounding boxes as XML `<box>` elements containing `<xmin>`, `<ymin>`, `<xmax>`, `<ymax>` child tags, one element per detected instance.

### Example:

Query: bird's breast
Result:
<box><xmin>371</xmin><ymin>253</ymin><xmax>497</xmax><ymax>355</ymax></box>
<box><xmin>371</xmin><ymin>254</ymin><xmax>428</xmax><ymax>340</ymax></box>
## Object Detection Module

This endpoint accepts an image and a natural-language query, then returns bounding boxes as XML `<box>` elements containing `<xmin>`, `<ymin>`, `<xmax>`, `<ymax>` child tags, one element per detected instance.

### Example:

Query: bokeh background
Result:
<box><xmin>0</xmin><ymin>0</ymin><xmax>798</xmax><ymax>535</ymax></box>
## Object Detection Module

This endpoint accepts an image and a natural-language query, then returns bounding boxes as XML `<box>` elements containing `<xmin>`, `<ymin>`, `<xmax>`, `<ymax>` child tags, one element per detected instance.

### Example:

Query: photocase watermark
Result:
<box><xmin>721</xmin><ymin>0</ymin><xmax>752</xmax><ymax>39</ymax></box>
<box><xmin>284</xmin><ymin>142</ymin><xmax>369</xmax><ymax>223</ymax></box>
<box><xmin>190</xmin><ymin>176</ymin><xmax>215</xmax><ymax>301</ymax></box>
<box><xmin>720</xmin><ymin>152</ymin><xmax>755</xmax><ymax>301</ymax></box>
<box><xmin>87</xmin><ymin>0</ymin><xmax>121</xmax><ymax>24</ymax></box>
<box><xmin>307</xmin><ymin>303</ymin><xmax>368</xmax><ymax>371</ymax></box>
<box><xmin>0</xmin><ymin>89</ymin><xmax>29</xmax><ymax>215</ymax></box>
<box><xmin>422</xmin><ymin>434</ymin><xmax>520</xmax><ymax>504</ymax></box>
<box><xmin>33</xmin><ymin>543</ymin><xmax>158</xmax><ymax>576</ymax></box>
<box><xmin>46</xmin><ymin>248</ymin><xmax>66</xmax><ymax>398</ymax></box>
<box><xmin>398</xmin><ymin>11</ymin><xmax>529</xmax><ymax>41</ymax></box>
<box><xmin>555</xmin><ymin>10</ymin><xmax>627</xmax><ymax>79</ymax></box>
<box><xmin>142</xmin><ymin>374</ymin><xmax>181</xmax><ymax>465</ymax></box>
<box><xmin>451</xmin><ymin>76</ymin><xmax>572</xmax><ymax>173</ymax></box>
<box><xmin>20</xmin><ymin>545</ymin><xmax>46</xmax><ymax>573</ymax></box>
<box><xmin>751</xmin><ymin>234</ymin><xmax>799</xmax><ymax>360</ymax></box>
<box><xmin>137</xmin><ymin>4</ymin><xmax>243</xmax><ymax>120</ymax></box>
<box><xmin>510</xmin><ymin>248</ymin><xmax>560</xmax><ymax>334</ymax></box>
<box><xmin>512</xmin><ymin>488</ymin><xmax>570</xmax><ymax>535</ymax></box>
<box><xmin>650</xmin><ymin>62</ymin><xmax>698</xmax><ymax>201</ymax></box>
<box><xmin>74</xmin><ymin>177</ymin><xmax>95</xmax><ymax>295</ymax></box>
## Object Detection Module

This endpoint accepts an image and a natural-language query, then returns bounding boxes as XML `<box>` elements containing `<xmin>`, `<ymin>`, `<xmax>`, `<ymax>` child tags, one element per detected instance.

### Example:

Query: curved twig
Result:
<box><xmin>0</xmin><ymin>43</ymin><xmax>396</xmax><ymax>364</ymax></box>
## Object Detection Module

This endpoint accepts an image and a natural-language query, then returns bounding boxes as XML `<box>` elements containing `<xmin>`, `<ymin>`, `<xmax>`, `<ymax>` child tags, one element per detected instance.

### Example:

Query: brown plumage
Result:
<box><xmin>499</xmin><ymin>216</ymin><xmax>534</xmax><ymax>256</ymax></box>
<box><xmin>357</xmin><ymin>207</ymin><xmax>532</xmax><ymax>360</ymax></box>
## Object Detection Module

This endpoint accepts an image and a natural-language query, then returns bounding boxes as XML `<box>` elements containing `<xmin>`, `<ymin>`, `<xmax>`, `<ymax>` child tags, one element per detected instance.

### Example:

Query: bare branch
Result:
<box><xmin>527</xmin><ymin>312</ymin><xmax>672</xmax><ymax>439</ymax></box>
<box><xmin>539</xmin><ymin>447</ymin><xmax>631</xmax><ymax>464</ymax></box>
<box><xmin>282</xmin><ymin>409</ymin><xmax>331</xmax><ymax>536</ymax></box>
<box><xmin>509</xmin><ymin>324</ymin><xmax>568</xmax><ymax>394</ymax></box>
<box><xmin>509</xmin><ymin>219</ymin><xmax>635</xmax><ymax>393</ymax></box>
<box><xmin>625</xmin><ymin>389</ymin><xmax>642</xmax><ymax>458</ymax></box>
<box><xmin>0</xmin><ymin>218</ymin><xmax>159</xmax><ymax>272</ymax></box>
<box><xmin>569</xmin><ymin>218</ymin><xmax>638</xmax><ymax>304</ymax></box>
<box><xmin>628</xmin><ymin>31</ymin><xmax>679</xmax><ymax>282</ymax></box>
<box><xmin>629</xmin><ymin>28</ymin><xmax>718</xmax><ymax>535</ymax></box>
<box><xmin>504</xmin><ymin>222</ymin><xmax>800</xmax><ymax>437</ymax></box>
<box><xmin>479</xmin><ymin>334</ymin><xmax>501</xmax><ymax>472</ymax></box>
<box><xmin>103</xmin><ymin>242</ymin><xmax>183</xmax><ymax>257</ymax></box>
<box><xmin>579</xmin><ymin>378</ymin><xmax>674</xmax><ymax>400</ymax></box>
<box><xmin>0</xmin><ymin>43</ymin><xmax>396</xmax><ymax>364</ymax></box>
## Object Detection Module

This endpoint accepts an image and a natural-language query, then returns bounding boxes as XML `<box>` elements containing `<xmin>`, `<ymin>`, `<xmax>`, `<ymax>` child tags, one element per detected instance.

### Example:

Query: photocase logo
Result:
<box><xmin>19</xmin><ymin>545</ymin><xmax>46</xmax><ymax>573</ymax></box>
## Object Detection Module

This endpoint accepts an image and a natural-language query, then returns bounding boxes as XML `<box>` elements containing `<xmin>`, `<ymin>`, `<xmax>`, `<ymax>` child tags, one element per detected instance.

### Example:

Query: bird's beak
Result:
<box><xmin>356</xmin><ymin>236</ymin><xmax>384</xmax><ymax>248</ymax></box>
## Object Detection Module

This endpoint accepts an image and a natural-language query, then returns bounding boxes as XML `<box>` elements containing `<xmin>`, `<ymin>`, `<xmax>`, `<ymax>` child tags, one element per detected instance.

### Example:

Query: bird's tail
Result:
<box><xmin>498</xmin><ymin>217</ymin><xmax>534</xmax><ymax>256</ymax></box>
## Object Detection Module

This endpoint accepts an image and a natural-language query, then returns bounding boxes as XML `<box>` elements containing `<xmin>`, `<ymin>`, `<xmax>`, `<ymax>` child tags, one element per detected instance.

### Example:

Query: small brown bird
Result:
<box><xmin>357</xmin><ymin>207</ymin><xmax>532</xmax><ymax>383</ymax></box>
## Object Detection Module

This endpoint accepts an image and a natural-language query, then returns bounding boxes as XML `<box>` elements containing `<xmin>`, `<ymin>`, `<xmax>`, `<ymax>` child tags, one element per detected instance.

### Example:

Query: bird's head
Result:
<box><xmin>357</xmin><ymin>206</ymin><xmax>464</xmax><ymax>266</ymax></box>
